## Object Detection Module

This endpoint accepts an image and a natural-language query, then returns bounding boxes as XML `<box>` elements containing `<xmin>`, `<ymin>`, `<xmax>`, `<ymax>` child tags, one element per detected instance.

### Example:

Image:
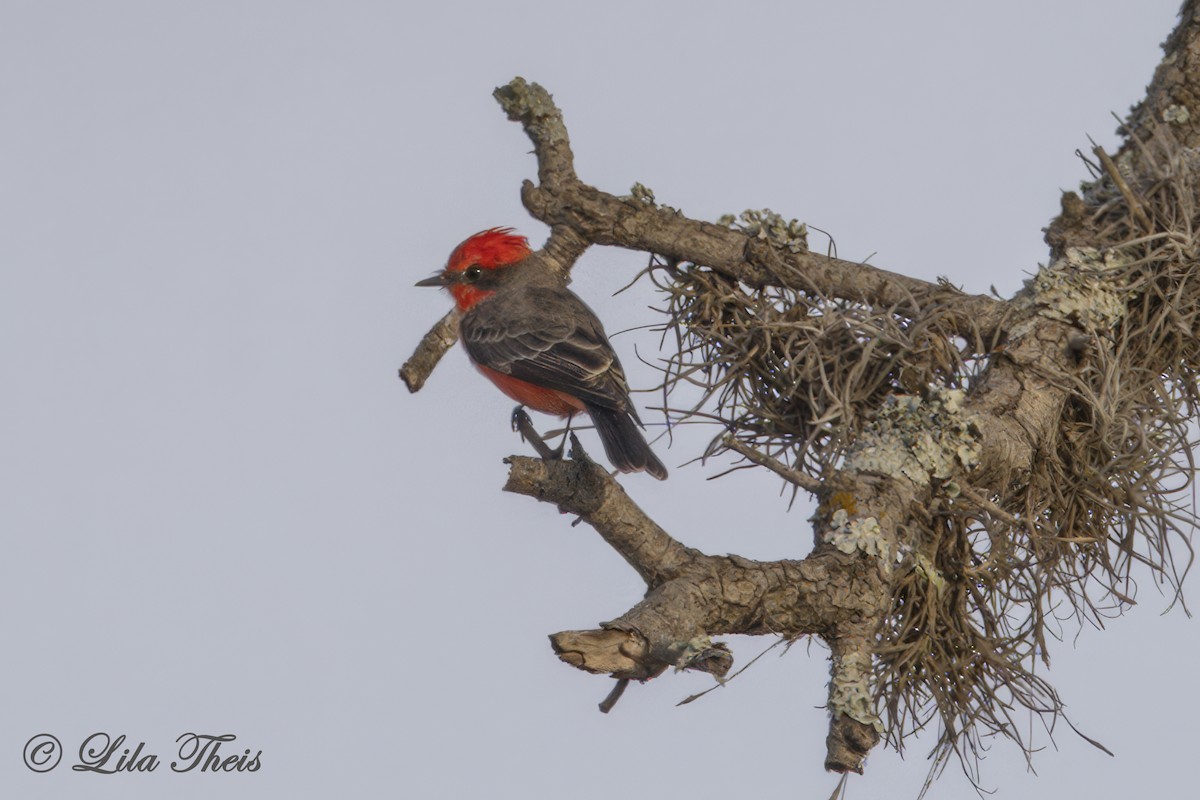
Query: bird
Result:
<box><xmin>416</xmin><ymin>228</ymin><xmax>668</xmax><ymax>480</ymax></box>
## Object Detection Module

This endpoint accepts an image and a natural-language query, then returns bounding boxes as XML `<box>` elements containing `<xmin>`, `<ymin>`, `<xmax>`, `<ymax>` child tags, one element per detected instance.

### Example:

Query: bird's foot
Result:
<box><xmin>511</xmin><ymin>406</ymin><xmax>561</xmax><ymax>461</ymax></box>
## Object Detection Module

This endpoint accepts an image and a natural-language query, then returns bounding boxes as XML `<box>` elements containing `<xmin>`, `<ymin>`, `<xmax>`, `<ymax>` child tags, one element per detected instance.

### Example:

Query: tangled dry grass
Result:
<box><xmin>647</xmin><ymin>124</ymin><xmax>1198</xmax><ymax>777</ymax></box>
<box><xmin>652</xmin><ymin>245</ymin><xmax>983</xmax><ymax>481</ymax></box>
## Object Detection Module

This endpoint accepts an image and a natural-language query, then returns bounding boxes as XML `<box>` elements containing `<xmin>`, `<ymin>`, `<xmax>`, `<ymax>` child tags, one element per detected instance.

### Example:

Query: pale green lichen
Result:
<box><xmin>1164</xmin><ymin>104</ymin><xmax>1191</xmax><ymax>125</ymax></box>
<box><xmin>493</xmin><ymin>77</ymin><xmax>566</xmax><ymax>144</ymax></box>
<box><xmin>1023</xmin><ymin>247</ymin><xmax>1129</xmax><ymax>328</ymax></box>
<box><xmin>626</xmin><ymin>182</ymin><xmax>681</xmax><ymax>214</ymax></box>
<box><xmin>718</xmin><ymin>208</ymin><xmax>809</xmax><ymax>253</ymax></box>
<box><xmin>828</xmin><ymin>650</ymin><xmax>883</xmax><ymax>732</ymax></box>
<box><xmin>824</xmin><ymin>510</ymin><xmax>890</xmax><ymax>564</ymax></box>
<box><xmin>913</xmin><ymin>553</ymin><xmax>946</xmax><ymax>597</ymax></box>
<box><xmin>674</xmin><ymin>635</ymin><xmax>714</xmax><ymax>671</ymax></box>
<box><xmin>629</xmin><ymin>182</ymin><xmax>657</xmax><ymax>205</ymax></box>
<box><xmin>844</xmin><ymin>388</ymin><xmax>981</xmax><ymax>487</ymax></box>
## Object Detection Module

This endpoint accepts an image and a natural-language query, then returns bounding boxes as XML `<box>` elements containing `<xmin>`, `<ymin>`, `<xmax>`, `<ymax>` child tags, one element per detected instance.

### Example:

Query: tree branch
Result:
<box><xmin>724</xmin><ymin>437</ymin><xmax>824</xmax><ymax>493</ymax></box>
<box><xmin>408</xmin><ymin>8</ymin><xmax>1200</xmax><ymax>777</ymax></box>
<box><xmin>399</xmin><ymin>309</ymin><xmax>458</xmax><ymax>393</ymax></box>
<box><xmin>496</xmin><ymin>77</ymin><xmax>1006</xmax><ymax>344</ymax></box>
<box><xmin>503</xmin><ymin>452</ymin><xmax>695</xmax><ymax>587</ymax></box>
<box><xmin>1127</xmin><ymin>0</ymin><xmax>1200</xmax><ymax>147</ymax></box>
<box><xmin>505</xmin><ymin>446</ymin><xmax>894</xmax><ymax>772</ymax></box>
<box><xmin>483</xmin><ymin>74</ymin><xmax>1164</xmax><ymax>777</ymax></box>
<box><xmin>494</xmin><ymin>78</ymin><xmax>578</xmax><ymax>191</ymax></box>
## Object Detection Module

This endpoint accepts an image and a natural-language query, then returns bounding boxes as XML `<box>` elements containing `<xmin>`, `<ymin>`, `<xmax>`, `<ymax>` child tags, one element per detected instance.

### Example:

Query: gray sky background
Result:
<box><xmin>2</xmin><ymin>1</ymin><xmax>1194</xmax><ymax>798</ymax></box>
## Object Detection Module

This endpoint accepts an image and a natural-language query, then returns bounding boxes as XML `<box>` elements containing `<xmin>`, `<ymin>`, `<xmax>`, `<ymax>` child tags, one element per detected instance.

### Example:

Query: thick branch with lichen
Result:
<box><xmin>403</xmin><ymin>8</ymin><xmax>1200</xmax><ymax>782</ymax></box>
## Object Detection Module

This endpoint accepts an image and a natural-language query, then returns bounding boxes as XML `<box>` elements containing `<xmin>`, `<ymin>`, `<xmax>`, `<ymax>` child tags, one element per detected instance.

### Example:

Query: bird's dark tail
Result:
<box><xmin>586</xmin><ymin>404</ymin><xmax>668</xmax><ymax>480</ymax></box>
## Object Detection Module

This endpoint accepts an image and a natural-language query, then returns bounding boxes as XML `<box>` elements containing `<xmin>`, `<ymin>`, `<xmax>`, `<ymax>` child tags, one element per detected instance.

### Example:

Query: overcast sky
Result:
<box><xmin>2</xmin><ymin>1</ymin><xmax>1194</xmax><ymax>798</ymax></box>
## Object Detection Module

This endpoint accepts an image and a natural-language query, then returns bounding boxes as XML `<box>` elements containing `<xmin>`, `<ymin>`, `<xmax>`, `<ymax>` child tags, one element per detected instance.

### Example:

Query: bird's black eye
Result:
<box><xmin>464</xmin><ymin>265</ymin><xmax>483</xmax><ymax>282</ymax></box>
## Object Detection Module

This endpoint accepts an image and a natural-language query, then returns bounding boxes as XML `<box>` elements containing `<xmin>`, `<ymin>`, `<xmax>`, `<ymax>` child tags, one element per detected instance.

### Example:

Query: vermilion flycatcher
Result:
<box><xmin>417</xmin><ymin>228</ymin><xmax>668</xmax><ymax>480</ymax></box>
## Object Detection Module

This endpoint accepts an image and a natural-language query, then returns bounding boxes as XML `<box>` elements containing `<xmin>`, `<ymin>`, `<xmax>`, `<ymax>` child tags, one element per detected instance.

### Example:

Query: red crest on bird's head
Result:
<box><xmin>416</xmin><ymin>228</ymin><xmax>534</xmax><ymax>311</ymax></box>
<box><xmin>446</xmin><ymin>228</ymin><xmax>531</xmax><ymax>273</ymax></box>
<box><xmin>431</xmin><ymin>228</ymin><xmax>532</xmax><ymax>310</ymax></box>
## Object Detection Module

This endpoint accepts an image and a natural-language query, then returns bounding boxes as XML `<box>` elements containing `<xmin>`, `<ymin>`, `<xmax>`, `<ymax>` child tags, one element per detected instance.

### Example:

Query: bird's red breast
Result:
<box><xmin>474</xmin><ymin>364</ymin><xmax>586</xmax><ymax>417</ymax></box>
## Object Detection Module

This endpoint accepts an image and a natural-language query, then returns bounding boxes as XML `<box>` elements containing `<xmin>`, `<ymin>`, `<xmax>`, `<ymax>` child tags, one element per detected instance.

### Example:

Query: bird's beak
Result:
<box><xmin>415</xmin><ymin>272</ymin><xmax>453</xmax><ymax>288</ymax></box>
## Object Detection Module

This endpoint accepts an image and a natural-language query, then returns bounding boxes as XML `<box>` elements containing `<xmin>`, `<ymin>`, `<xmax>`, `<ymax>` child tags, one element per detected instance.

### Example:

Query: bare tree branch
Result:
<box><xmin>503</xmin><ymin>452</ymin><xmax>695</xmax><ymax>587</ymax></box>
<box><xmin>399</xmin><ymin>309</ymin><xmax>458</xmax><ymax>393</ymax></box>
<box><xmin>504</xmin><ymin>445</ymin><xmax>894</xmax><ymax>771</ymax></box>
<box><xmin>724</xmin><ymin>436</ymin><xmax>824</xmax><ymax>493</ymax></box>
<box><xmin>496</xmin><ymin>76</ymin><xmax>1006</xmax><ymax>344</ymax></box>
